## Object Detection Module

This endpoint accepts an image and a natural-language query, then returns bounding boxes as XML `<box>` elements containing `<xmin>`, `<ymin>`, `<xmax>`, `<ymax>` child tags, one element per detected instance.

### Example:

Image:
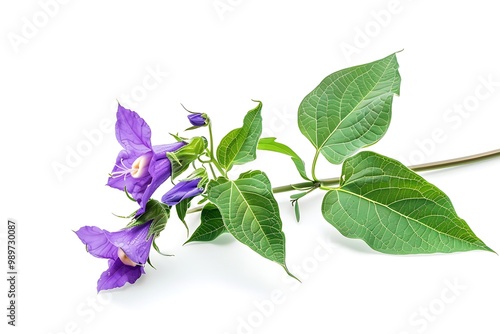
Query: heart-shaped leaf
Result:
<box><xmin>257</xmin><ymin>137</ymin><xmax>310</xmax><ymax>180</ymax></box>
<box><xmin>216</xmin><ymin>101</ymin><xmax>262</xmax><ymax>171</ymax></box>
<box><xmin>184</xmin><ymin>203</ymin><xmax>226</xmax><ymax>244</ymax></box>
<box><xmin>207</xmin><ymin>170</ymin><xmax>296</xmax><ymax>278</ymax></box>
<box><xmin>299</xmin><ymin>53</ymin><xmax>401</xmax><ymax>164</ymax></box>
<box><xmin>322</xmin><ymin>151</ymin><xmax>493</xmax><ymax>254</ymax></box>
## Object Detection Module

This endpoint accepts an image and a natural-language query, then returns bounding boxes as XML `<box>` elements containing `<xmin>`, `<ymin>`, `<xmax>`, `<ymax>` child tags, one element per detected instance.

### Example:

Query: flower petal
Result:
<box><xmin>104</xmin><ymin>222</ymin><xmax>153</xmax><ymax>265</ymax></box>
<box><xmin>97</xmin><ymin>258</ymin><xmax>145</xmax><ymax>292</ymax></box>
<box><xmin>135</xmin><ymin>142</ymin><xmax>185</xmax><ymax>214</ymax></box>
<box><xmin>137</xmin><ymin>159</ymin><xmax>170</xmax><ymax>213</ymax></box>
<box><xmin>115</xmin><ymin>104</ymin><xmax>152</xmax><ymax>154</ymax></box>
<box><xmin>75</xmin><ymin>226</ymin><xmax>116</xmax><ymax>259</ymax></box>
<box><xmin>152</xmin><ymin>142</ymin><xmax>185</xmax><ymax>155</ymax></box>
<box><xmin>161</xmin><ymin>178</ymin><xmax>203</xmax><ymax>206</ymax></box>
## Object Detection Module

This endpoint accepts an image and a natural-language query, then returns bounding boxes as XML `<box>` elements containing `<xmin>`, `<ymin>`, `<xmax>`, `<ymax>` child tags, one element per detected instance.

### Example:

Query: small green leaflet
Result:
<box><xmin>128</xmin><ymin>199</ymin><xmax>171</xmax><ymax>238</ymax></box>
<box><xmin>290</xmin><ymin>192</ymin><xmax>311</xmax><ymax>223</ymax></box>
<box><xmin>184</xmin><ymin>203</ymin><xmax>226</xmax><ymax>244</ymax></box>
<box><xmin>207</xmin><ymin>170</ymin><xmax>297</xmax><ymax>279</ymax></box>
<box><xmin>293</xmin><ymin>201</ymin><xmax>300</xmax><ymax>222</ymax></box>
<box><xmin>257</xmin><ymin>137</ymin><xmax>310</xmax><ymax>180</ymax></box>
<box><xmin>322</xmin><ymin>151</ymin><xmax>493</xmax><ymax>254</ymax></box>
<box><xmin>175</xmin><ymin>197</ymin><xmax>192</xmax><ymax>235</ymax></box>
<box><xmin>298</xmin><ymin>52</ymin><xmax>401</xmax><ymax>164</ymax></box>
<box><xmin>216</xmin><ymin>101</ymin><xmax>262</xmax><ymax>171</ymax></box>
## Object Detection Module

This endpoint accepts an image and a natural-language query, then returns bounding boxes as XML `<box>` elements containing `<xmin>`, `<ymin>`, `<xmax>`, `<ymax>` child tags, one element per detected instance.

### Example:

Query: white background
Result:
<box><xmin>2</xmin><ymin>1</ymin><xmax>500</xmax><ymax>333</ymax></box>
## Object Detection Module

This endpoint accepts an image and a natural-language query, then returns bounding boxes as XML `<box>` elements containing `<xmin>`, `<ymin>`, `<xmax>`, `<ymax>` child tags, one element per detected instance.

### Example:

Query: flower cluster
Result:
<box><xmin>75</xmin><ymin>105</ymin><xmax>206</xmax><ymax>291</ymax></box>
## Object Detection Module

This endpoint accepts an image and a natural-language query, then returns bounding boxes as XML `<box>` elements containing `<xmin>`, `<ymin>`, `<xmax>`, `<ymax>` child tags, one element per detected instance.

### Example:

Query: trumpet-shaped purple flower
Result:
<box><xmin>107</xmin><ymin>104</ymin><xmax>185</xmax><ymax>214</ymax></box>
<box><xmin>187</xmin><ymin>113</ymin><xmax>207</xmax><ymax>127</ymax></box>
<box><xmin>75</xmin><ymin>222</ymin><xmax>153</xmax><ymax>291</ymax></box>
<box><xmin>161</xmin><ymin>178</ymin><xmax>204</xmax><ymax>206</ymax></box>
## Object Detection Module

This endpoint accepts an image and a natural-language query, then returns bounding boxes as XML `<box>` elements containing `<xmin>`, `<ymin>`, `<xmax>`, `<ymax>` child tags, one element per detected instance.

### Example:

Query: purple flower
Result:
<box><xmin>107</xmin><ymin>104</ymin><xmax>185</xmax><ymax>214</ymax></box>
<box><xmin>161</xmin><ymin>178</ymin><xmax>204</xmax><ymax>206</ymax></box>
<box><xmin>187</xmin><ymin>113</ymin><xmax>207</xmax><ymax>127</ymax></box>
<box><xmin>75</xmin><ymin>222</ymin><xmax>153</xmax><ymax>291</ymax></box>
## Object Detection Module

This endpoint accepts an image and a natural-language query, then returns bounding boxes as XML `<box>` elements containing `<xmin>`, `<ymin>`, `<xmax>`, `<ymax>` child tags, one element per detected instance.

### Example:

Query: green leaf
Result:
<box><xmin>322</xmin><ymin>151</ymin><xmax>493</xmax><ymax>254</ymax></box>
<box><xmin>207</xmin><ymin>170</ymin><xmax>296</xmax><ymax>278</ymax></box>
<box><xmin>293</xmin><ymin>201</ymin><xmax>300</xmax><ymax>223</ymax></box>
<box><xmin>197</xmin><ymin>197</ymin><xmax>208</xmax><ymax>205</ymax></box>
<box><xmin>128</xmin><ymin>199</ymin><xmax>171</xmax><ymax>238</ymax></box>
<box><xmin>169</xmin><ymin>132</ymin><xmax>187</xmax><ymax>142</ymax></box>
<box><xmin>147</xmin><ymin>257</ymin><xmax>156</xmax><ymax>269</ymax></box>
<box><xmin>175</xmin><ymin>197</ymin><xmax>192</xmax><ymax>235</ymax></box>
<box><xmin>186</xmin><ymin>167</ymin><xmax>209</xmax><ymax>187</ymax></box>
<box><xmin>184</xmin><ymin>203</ymin><xmax>226</xmax><ymax>244</ymax></box>
<box><xmin>168</xmin><ymin>136</ymin><xmax>207</xmax><ymax>179</ymax></box>
<box><xmin>298</xmin><ymin>53</ymin><xmax>401</xmax><ymax>164</ymax></box>
<box><xmin>216</xmin><ymin>101</ymin><xmax>263</xmax><ymax>171</ymax></box>
<box><xmin>257</xmin><ymin>137</ymin><xmax>310</xmax><ymax>180</ymax></box>
<box><xmin>290</xmin><ymin>191</ymin><xmax>309</xmax><ymax>200</ymax></box>
<box><xmin>112</xmin><ymin>211</ymin><xmax>137</xmax><ymax>219</ymax></box>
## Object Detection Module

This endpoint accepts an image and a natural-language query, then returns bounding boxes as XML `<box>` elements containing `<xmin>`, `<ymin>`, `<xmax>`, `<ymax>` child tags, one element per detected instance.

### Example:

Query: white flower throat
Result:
<box><xmin>110</xmin><ymin>154</ymin><xmax>152</xmax><ymax>179</ymax></box>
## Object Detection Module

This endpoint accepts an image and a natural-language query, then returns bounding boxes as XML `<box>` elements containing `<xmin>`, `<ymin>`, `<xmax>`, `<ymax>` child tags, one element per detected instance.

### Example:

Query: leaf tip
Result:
<box><xmin>484</xmin><ymin>244</ymin><xmax>497</xmax><ymax>255</ymax></box>
<box><xmin>147</xmin><ymin>257</ymin><xmax>157</xmax><ymax>270</ymax></box>
<box><xmin>283</xmin><ymin>266</ymin><xmax>301</xmax><ymax>283</ymax></box>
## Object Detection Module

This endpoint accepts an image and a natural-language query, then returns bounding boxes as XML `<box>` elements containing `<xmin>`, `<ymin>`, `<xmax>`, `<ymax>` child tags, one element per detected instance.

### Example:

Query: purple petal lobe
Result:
<box><xmin>138</xmin><ymin>158</ymin><xmax>171</xmax><ymax>212</ymax></box>
<box><xmin>104</xmin><ymin>222</ymin><xmax>153</xmax><ymax>265</ymax></box>
<box><xmin>136</xmin><ymin>142</ymin><xmax>185</xmax><ymax>213</ymax></box>
<box><xmin>116</xmin><ymin>104</ymin><xmax>152</xmax><ymax>154</ymax></box>
<box><xmin>97</xmin><ymin>258</ymin><xmax>145</xmax><ymax>292</ymax></box>
<box><xmin>161</xmin><ymin>178</ymin><xmax>203</xmax><ymax>206</ymax></box>
<box><xmin>153</xmin><ymin>142</ymin><xmax>186</xmax><ymax>156</ymax></box>
<box><xmin>75</xmin><ymin>226</ymin><xmax>116</xmax><ymax>259</ymax></box>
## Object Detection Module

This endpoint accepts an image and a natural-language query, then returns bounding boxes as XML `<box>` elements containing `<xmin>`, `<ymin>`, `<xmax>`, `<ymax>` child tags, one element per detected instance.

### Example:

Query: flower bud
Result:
<box><xmin>187</xmin><ymin>113</ymin><xmax>207</xmax><ymax>127</ymax></box>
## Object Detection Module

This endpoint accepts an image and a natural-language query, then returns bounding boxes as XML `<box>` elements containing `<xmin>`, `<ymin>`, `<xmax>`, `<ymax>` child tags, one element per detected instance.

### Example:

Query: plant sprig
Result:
<box><xmin>75</xmin><ymin>52</ymin><xmax>498</xmax><ymax>291</ymax></box>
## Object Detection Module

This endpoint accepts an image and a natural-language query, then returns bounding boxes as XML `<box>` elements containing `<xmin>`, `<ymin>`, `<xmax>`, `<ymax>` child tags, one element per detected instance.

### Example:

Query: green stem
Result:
<box><xmin>198</xmin><ymin>156</ymin><xmax>217</xmax><ymax>178</ymax></box>
<box><xmin>407</xmin><ymin>148</ymin><xmax>500</xmax><ymax>172</ymax></box>
<box><xmin>311</xmin><ymin>150</ymin><xmax>320</xmax><ymax>181</ymax></box>
<box><xmin>207</xmin><ymin>121</ymin><xmax>226</xmax><ymax>177</ymax></box>
<box><xmin>187</xmin><ymin>148</ymin><xmax>500</xmax><ymax>214</ymax></box>
<box><xmin>207</xmin><ymin>163</ymin><xmax>217</xmax><ymax>179</ymax></box>
<box><xmin>273</xmin><ymin>148</ymin><xmax>500</xmax><ymax>194</ymax></box>
<box><xmin>208</xmin><ymin>119</ymin><xmax>215</xmax><ymax>160</ymax></box>
<box><xmin>273</xmin><ymin>181</ymin><xmax>324</xmax><ymax>194</ymax></box>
